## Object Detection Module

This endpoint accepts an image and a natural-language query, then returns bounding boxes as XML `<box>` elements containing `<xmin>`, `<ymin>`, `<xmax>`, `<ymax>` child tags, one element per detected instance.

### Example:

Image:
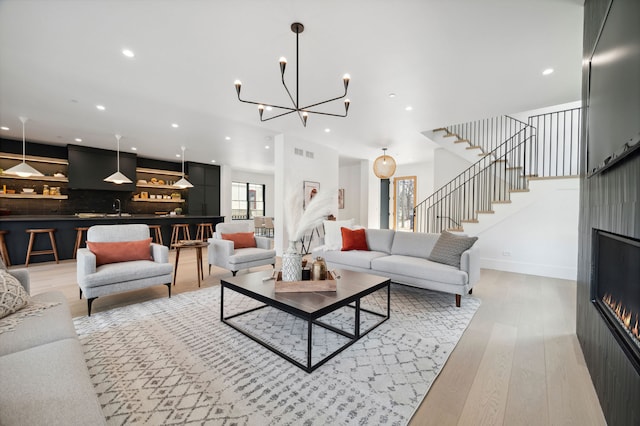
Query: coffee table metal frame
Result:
<box><xmin>221</xmin><ymin>270</ymin><xmax>391</xmax><ymax>373</ymax></box>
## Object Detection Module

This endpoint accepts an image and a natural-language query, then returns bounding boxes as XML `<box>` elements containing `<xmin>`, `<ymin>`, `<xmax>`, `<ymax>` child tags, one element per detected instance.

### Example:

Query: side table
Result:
<box><xmin>172</xmin><ymin>240</ymin><xmax>209</xmax><ymax>287</ymax></box>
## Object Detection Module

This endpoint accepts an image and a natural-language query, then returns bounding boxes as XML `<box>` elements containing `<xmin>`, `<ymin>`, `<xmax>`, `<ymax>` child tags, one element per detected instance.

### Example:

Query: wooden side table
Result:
<box><xmin>172</xmin><ymin>240</ymin><xmax>209</xmax><ymax>287</ymax></box>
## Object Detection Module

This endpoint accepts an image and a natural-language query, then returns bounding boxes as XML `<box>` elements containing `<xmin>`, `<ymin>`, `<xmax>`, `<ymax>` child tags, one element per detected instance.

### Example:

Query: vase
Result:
<box><xmin>281</xmin><ymin>240</ymin><xmax>302</xmax><ymax>281</ymax></box>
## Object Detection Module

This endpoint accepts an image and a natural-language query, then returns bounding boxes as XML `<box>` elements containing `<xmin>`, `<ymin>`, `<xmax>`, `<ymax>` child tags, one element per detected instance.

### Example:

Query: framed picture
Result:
<box><xmin>303</xmin><ymin>181</ymin><xmax>320</xmax><ymax>209</ymax></box>
<box><xmin>338</xmin><ymin>188</ymin><xmax>345</xmax><ymax>209</ymax></box>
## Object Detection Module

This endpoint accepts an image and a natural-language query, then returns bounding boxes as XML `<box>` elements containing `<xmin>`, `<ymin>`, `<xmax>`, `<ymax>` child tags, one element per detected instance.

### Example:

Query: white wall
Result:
<box><xmin>433</xmin><ymin>149</ymin><xmax>471</xmax><ymax>190</ymax></box>
<box><xmin>338</xmin><ymin>163</ymin><xmax>361</xmax><ymax>222</ymax></box>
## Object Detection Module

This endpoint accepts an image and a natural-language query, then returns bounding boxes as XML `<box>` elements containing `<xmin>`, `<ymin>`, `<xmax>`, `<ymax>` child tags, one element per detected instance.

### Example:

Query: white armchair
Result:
<box><xmin>208</xmin><ymin>222</ymin><xmax>276</xmax><ymax>276</ymax></box>
<box><xmin>77</xmin><ymin>224</ymin><xmax>173</xmax><ymax>316</ymax></box>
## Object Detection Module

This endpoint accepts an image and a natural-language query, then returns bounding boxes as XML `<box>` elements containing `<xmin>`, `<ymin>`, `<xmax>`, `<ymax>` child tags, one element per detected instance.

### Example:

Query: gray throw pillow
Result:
<box><xmin>0</xmin><ymin>269</ymin><xmax>31</xmax><ymax>319</ymax></box>
<box><xmin>428</xmin><ymin>231</ymin><xmax>478</xmax><ymax>268</ymax></box>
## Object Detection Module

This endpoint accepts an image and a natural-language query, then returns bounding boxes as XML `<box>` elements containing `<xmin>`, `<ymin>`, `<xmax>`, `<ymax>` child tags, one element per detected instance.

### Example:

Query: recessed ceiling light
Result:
<box><xmin>131</xmin><ymin>147</ymin><xmax>137</xmax><ymax>151</ymax></box>
<box><xmin>225</xmin><ymin>136</ymin><xmax>231</xmax><ymax>141</ymax></box>
<box><xmin>122</xmin><ymin>49</ymin><xmax>135</xmax><ymax>58</ymax></box>
<box><xmin>74</xmin><ymin>138</ymin><xmax>82</xmax><ymax>142</ymax></box>
<box><xmin>96</xmin><ymin>105</ymin><xmax>106</xmax><ymax>111</ymax></box>
<box><xmin>405</xmin><ymin>106</ymin><xmax>413</xmax><ymax>111</ymax></box>
<box><xmin>176</xmin><ymin>154</ymin><xmax>181</xmax><ymax>158</ymax></box>
<box><xmin>543</xmin><ymin>68</ymin><xmax>554</xmax><ymax>75</ymax></box>
<box><xmin>171</xmin><ymin>123</ymin><xmax>179</xmax><ymax>128</ymax></box>
<box><xmin>388</xmin><ymin>93</ymin><xmax>397</xmax><ymax>98</ymax></box>
<box><xmin>211</xmin><ymin>160</ymin><xmax>216</xmax><ymax>163</ymax></box>
<box><xmin>0</xmin><ymin>126</ymin><xmax>9</xmax><ymax>131</ymax></box>
<box><xmin>324</xmin><ymin>128</ymin><xmax>331</xmax><ymax>133</ymax></box>
<box><xmin>265</xmin><ymin>145</ymin><xmax>270</xmax><ymax>149</ymax></box>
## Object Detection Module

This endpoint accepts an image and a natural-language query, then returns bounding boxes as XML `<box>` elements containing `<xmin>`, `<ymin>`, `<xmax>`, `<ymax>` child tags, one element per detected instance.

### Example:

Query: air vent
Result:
<box><xmin>305</xmin><ymin>151</ymin><xmax>314</xmax><ymax>159</ymax></box>
<box><xmin>294</xmin><ymin>148</ymin><xmax>304</xmax><ymax>156</ymax></box>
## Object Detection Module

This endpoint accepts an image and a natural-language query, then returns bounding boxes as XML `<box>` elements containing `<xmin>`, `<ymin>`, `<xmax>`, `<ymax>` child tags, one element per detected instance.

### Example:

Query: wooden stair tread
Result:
<box><xmin>506</xmin><ymin>166</ymin><xmax>523</xmax><ymax>170</ymax></box>
<box><xmin>492</xmin><ymin>159</ymin><xmax>508</xmax><ymax>163</ymax></box>
<box><xmin>446</xmin><ymin>227</ymin><xmax>464</xmax><ymax>232</ymax></box>
<box><xmin>454</xmin><ymin>139</ymin><xmax>470</xmax><ymax>144</ymax></box>
<box><xmin>433</xmin><ymin>127</ymin><xmax>448</xmax><ymax>132</ymax></box>
<box><xmin>465</xmin><ymin>145</ymin><xmax>482</xmax><ymax>150</ymax></box>
<box><xmin>461</xmin><ymin>219</ymin><xmax>479</xmax><ymax>223</ymax></box>
<box><xmin>443</xmin><ymin>133</ymin><xmax>460</xmax><ymax>138</ymax></box>
<box><xmin>476</xmin><ymin>210</ymin><xmax>495</xmax><ymax>214</ymax></box>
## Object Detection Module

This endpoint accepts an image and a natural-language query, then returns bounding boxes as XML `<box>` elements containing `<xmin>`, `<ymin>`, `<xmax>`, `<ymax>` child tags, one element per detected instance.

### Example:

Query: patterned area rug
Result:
<box><xmin>73</xmin><ymin>283</ymin><xmax>480</xmax><ymax>425</ymax></box>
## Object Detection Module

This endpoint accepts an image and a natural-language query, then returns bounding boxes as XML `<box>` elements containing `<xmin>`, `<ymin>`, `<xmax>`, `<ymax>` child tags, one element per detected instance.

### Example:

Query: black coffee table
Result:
<box><xmin>220</xmin><ymin>269</ymin><xmax>391</xmax><ymax>372</ymax></box>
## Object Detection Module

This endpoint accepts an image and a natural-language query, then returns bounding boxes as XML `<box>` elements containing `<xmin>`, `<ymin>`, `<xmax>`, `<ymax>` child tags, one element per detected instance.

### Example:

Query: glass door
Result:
<box><xmin>393</xmin><ymin>176</ymin><xmax>416</xmax><ymax>231</ymax></box>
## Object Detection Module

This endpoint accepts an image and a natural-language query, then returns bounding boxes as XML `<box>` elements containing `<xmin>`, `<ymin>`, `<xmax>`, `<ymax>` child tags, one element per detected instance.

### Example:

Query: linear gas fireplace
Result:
<box><xmin>591</xmin><ymin>229</ymin><xmax>640</xmax><ymax>374</ymax></box>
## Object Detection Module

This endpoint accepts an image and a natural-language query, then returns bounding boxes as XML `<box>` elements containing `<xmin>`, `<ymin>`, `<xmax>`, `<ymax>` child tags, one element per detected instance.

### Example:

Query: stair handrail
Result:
<box><xmin>446</xmin><ymin>115</ymin><xmax>530</xmax><ymax>154</ymax></box>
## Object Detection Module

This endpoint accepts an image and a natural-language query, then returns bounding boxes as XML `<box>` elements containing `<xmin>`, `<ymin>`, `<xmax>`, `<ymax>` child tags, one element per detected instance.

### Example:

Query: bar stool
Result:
<box><xmin>195</xmin><ymin>223</ymin><xmax>214</xmax><ymax>241</ymax></box>
<box><xmin>149</xmin><ymin>225</ymin><xmax>164</xmax><ymax>245</ymax></box>
<box><xmin>170</xmin><ymin>224</ymin><xmax>191</xmax><ymax>247</ymax></box>
<box><xmin>0</xmin><ymin>230</ymin><xmax>11</xmax><ymax>266</ymax></box>
<box><xmin>73</xmin><ymin>227</ymin><xmax>90</xmax><ymax>259</ymax></box>
<box><xmin>25</xmin><ymin>228</ymin><xmax>59</xmax><ymax>266</ymax></box>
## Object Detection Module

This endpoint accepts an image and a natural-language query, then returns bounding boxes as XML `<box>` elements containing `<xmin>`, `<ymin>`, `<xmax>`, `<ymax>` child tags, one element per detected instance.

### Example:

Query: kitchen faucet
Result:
<box><xmin>113</xmin><ymin>198</ymin><xmax>121</xmax><ymax>216</ymax></box>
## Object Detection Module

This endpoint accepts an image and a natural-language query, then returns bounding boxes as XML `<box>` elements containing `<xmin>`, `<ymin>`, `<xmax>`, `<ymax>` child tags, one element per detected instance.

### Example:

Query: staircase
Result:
<box><xmin>415</xmin><ymin>107</ymin><xmax>582</xmax><ymax>234</ymax></box>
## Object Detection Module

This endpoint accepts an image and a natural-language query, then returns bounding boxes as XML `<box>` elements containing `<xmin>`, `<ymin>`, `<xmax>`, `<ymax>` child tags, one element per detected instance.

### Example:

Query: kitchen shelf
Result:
<box><xmin>0</xmin><ymin>193</ymin><xmax>68</xmax><ymax>200</ymax></box>
<box><xmin>136</xmin><ymin>183</ymin><xmax>180</xmax><ymax>189</ymax></box>
<box><xmin>0</xmin><ymin>174</ymin><xmax>68</xmax><ymax>183</ymax></box>
<box><xmin>136</xmin><ymin>167</ymin><xmax>183</xmax><ymax>177</ymax></box>
<box><xmin>132</xmin><ymin>198</ymin><xmax>184</xmax><ymax>203</ymax></box>
<box><xmin>0</xmin><ymin>153</ymin><xmax>68</xmax><ymax>165</ymax></box>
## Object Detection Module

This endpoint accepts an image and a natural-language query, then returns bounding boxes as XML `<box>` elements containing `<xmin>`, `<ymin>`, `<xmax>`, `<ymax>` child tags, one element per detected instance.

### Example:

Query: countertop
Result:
<box><xmin>0</xmin><ymin>214</ymin><xmax>224</xmax><ymax>222</ymax></box>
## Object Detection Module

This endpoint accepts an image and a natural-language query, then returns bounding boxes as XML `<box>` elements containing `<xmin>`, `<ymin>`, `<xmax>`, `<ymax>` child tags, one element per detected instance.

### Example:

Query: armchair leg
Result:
<box><xmin>87</xmin><ymin>297</ymin><xmax>97</xmax><ymax>316</ymax></box>
<box><xmin>79</xmin><ymin>288</ymin><xmax>83</xmax><ymax>299</ymax></box>
<box><xmin>455</xmin><ymin>294</ymin><xmax>461</xmax><ymax>307</ymax></box>
<box><xmin>208</xmin><ymin>265</ymin><xmax>211</xmax><ymax>275</ymax></box>
<box><xmin>165</xmin><ymin>283</ymin><xmax>171</xmax><ymax>298</ymax></box>
<box><xmin>468</xmin><ymin>288</ymin><xmax>473</xmax><ymax>295</ymax></box>
<box><xmin>232</xmin><ymin>271</ymin><xmax>237</xmax><ymax>276</ymax></box>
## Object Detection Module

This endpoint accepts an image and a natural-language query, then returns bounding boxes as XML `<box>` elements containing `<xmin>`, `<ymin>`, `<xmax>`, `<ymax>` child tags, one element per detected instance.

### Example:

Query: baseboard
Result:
<box><xmin>480</xmin><ymin>257</ymin><xmax>577</xmax><ymax>281</ymax></box>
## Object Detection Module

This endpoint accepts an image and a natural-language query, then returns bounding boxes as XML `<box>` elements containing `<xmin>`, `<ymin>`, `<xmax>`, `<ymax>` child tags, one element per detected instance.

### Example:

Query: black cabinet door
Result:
<box><xmin>186</xmin><ymin>162</ymin><xmax>205</xmax><ymax>186</ymax></box>
<box><xmin>188</xmin><ymin>186</ymin><xmax>205</xmax><ymax>215</ymax></box>
<box><xmin>204</xmin><ymin>166</ymin><xmax>220</xmax><ymax>186</ymax></box>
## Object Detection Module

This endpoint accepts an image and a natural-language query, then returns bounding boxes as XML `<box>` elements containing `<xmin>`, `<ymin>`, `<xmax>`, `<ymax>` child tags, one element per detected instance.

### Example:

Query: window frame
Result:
<box><xmin>231</xmin><ymin>181</ymin><xmax>265</xmax><ymax>220</ymax></box>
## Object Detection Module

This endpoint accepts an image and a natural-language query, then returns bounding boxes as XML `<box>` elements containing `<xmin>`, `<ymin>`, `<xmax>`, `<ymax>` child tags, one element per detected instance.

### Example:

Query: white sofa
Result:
<box><xmin>0</xmin><ymin>263</ymin><xmax>106</xmax><ymax>425</ymax></box>
<box><xmin>313</xmin><ymin>228</ymin><xmax>480</xmax><ymax>307</ymax></box>
<box><xmin>207</xmin><ymin>222</ymin><xmax>276</xmax><ymax>276</ymax></box>
<box><xmin>77</xmin><ymin>224</ymin><xmax>173</xmax><ymax>316</ymax></box>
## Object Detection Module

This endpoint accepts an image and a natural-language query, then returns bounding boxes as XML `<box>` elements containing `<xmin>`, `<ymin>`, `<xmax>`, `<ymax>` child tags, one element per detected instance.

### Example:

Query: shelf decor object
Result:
<box><xmin>233</xmin><ymin>22</ymin><xmax>350</xmax><ymax>127</ymax></box>
<box><xmin>174</xmin><ymin>146</ymin><xmax>193</xmax><ymax>188</ymax></box>
<box><xmin>4</xmin><ymin>117</ymin><xmax>44</xmax><ymax>178</ymax></box>
<box><xmin>373</xmin><ymin>148</ymin><xmax>397</xmax><ymax>179</ymax></box>
<box><xmin>104</xmin><ymin>134</ymin><xmax>133</xmax><ymax>184</ymax></box>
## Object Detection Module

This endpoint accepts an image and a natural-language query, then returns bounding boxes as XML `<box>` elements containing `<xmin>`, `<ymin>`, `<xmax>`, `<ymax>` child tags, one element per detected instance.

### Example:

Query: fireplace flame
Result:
<box><xmin>603</xmin><ymin>293</ymin><xmax>640</xmax><ymax>342</ymax></box>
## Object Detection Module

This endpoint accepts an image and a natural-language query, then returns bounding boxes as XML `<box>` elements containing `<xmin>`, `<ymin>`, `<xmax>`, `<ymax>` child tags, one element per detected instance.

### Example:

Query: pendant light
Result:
<box><xmin>4</xmin><ymin>116</ymin><xmax>44</xmax><ymax>177</ymax></box>
<box><xmin>373</xmin><ymin>148</ymin><xmax>396</xmax><ymax>179</ymax></box>
<box><xmin>103</xmin><ymin>134</ymin><xmax>132</xmax><ymax>184</ymax></box>
<box><xmin>174</xmin><ymin>146</ymin><xmax>193</xmax><ymax>188</ymax></box>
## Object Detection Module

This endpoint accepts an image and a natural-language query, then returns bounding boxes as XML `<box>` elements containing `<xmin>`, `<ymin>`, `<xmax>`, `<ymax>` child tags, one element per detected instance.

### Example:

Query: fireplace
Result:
<box><xmin>591</xmin><ymin>229</ymin><xmax>640</xmax><ymax>374</ymax></box>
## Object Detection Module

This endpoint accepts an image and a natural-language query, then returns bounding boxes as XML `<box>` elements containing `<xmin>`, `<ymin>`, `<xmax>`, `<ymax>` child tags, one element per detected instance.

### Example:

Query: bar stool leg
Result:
<box><xmin>155</xmin><ymin>227</ymin><xmax>163</xmax><ymax>246</ymax></box>
<box><xmin>48</xmin><ymin>231</ymin><xmax>59</xmax><ymax>263</ymax></box>
<box><xmin>0</xmin><ymin>232</ymin><xmax>10</xmax><ymax>267</ymax></box>
<box><xmin>25</xmin><ymin>232</ymin><xmax>36</xmax><ymax>267</ymax></box>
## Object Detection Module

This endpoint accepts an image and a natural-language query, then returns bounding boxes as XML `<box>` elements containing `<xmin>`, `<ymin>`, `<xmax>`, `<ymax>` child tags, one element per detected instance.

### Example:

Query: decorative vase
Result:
<box><xmin>281</xmin><ymin>240</ymin><xmax>302</xmax><ymax>282</ymax></box>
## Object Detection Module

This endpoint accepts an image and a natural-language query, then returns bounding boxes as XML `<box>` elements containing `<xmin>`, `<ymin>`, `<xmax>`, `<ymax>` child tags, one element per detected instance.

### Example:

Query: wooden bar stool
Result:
<box><xmin>149</xmin><ymin>225</ymin><xmax>164</xmax><ymax>245</ymax></box>
<box><xmin>170</xmin><ymin>224</ymin><xmax>191</xmax><ymax>247</ymax></box>
<box><xmin>25</xmin><ymin>228</ymin><xmax>59</xmax><ymax>266</ymax></box>
<box><xmin>0</xmin><ymin>230</ymin><xmax>10</xmax><ymax>266</ymax></box>
<box><xmin>195</xmin><ymin>223</ymin><xmax>214</xmax><ymax>241</ymax></box>
<box><xmin>73</xmin><ymin>227</ymin><xmax>90</xmax><ymax>258</ymax></box>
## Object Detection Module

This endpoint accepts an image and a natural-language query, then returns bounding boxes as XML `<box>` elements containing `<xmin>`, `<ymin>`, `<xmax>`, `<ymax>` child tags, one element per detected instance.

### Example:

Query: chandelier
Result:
<box><xmin>234</xmin><ymin>22</ymin><xmax>350</xmax><ymax>127</ymax></box>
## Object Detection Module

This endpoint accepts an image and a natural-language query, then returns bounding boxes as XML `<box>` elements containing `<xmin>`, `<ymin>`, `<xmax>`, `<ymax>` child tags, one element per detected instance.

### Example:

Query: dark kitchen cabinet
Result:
<box><xmin>186</xmin><ymin>162</ymin><xmax>220</xmax><ymax>215</ymax></box>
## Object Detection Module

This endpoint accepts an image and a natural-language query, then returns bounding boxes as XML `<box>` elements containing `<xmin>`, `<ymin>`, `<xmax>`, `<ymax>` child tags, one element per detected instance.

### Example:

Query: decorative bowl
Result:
<box><xmin>22</xmin><ymin>188</ymin><xmax>35</xmax><ymax>193</ymax></box>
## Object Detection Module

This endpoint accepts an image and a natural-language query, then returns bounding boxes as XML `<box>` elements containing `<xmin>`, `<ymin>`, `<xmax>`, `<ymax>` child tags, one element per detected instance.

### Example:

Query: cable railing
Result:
<box><xmin>414</xmin><ymin>107</ymin><xmax>582</xmax><ymax>233</ymax></box>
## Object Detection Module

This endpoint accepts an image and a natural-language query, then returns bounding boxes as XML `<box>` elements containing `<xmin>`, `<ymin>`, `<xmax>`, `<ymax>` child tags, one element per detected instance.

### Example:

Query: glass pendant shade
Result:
<box><xmin>174</xmin><ymin>146</ymin><xmax>193</xmax><ymax>188</ymax></box>
<box><xmin>373</xmin><ymin>149</ymin><xmax>396</xmax><ymax>179</ymax></box>
<box><xmin>4</xmin><ymin>116</ymin><xmax>44</xmax><ymax>177</ymax></box>
<box><xmin>104</xmin><ymin>134</ymin><xmax>132</xmax><ymax>184</ymax></box>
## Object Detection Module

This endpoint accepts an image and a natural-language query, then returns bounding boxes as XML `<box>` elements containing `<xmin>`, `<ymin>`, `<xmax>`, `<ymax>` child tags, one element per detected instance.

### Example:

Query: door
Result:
<box><xmin>393</xmin><ymin>176</ymin><xmax>416</xmax><ymax>231</ymax></box>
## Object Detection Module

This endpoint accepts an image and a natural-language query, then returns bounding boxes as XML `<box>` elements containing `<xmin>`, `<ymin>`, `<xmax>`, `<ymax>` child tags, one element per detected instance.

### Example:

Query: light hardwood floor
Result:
<box><xmin>19</xmin><ymin>253</ymin><xmax>606</xmax><ymax>425</ymax></box>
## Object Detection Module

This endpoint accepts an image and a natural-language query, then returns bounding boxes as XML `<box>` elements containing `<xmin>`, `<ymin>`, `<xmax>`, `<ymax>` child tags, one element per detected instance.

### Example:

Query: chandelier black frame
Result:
<box><xmin>234</xmin><ymin>22</ymin><xmax>350</xmax><ymax>127</ymax></box>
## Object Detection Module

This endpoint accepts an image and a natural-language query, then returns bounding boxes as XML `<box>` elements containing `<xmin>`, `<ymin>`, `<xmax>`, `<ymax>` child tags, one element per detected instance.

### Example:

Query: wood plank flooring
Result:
<box><xmin>17</xmin><ymin>254</ymin><xmax>606</xmax><ymax>425</ymax></box>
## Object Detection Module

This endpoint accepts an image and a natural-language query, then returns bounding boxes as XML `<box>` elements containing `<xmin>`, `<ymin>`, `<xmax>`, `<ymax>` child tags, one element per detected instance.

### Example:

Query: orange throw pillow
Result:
<box><xmin>341</xmin><ymin>227</ymin><xmax>369</xmax><ymax>251</ymax></box>
<box><xmin>221</xmin><ymin>232</ymin><xmax>256</xmax><ymax>249</ymax></box>
<box><xmin>87</xmin><ymin>238</ymin><xmax>153</xmax><ymax>266</ymax></box>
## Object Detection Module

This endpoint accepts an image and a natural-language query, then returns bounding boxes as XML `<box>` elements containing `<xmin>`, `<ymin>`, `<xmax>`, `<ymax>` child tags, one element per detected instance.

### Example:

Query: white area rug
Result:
<box><xmin>73</xmin><ymin>283</ymin><xmax>480</xmax><ymax>425</ymax></box>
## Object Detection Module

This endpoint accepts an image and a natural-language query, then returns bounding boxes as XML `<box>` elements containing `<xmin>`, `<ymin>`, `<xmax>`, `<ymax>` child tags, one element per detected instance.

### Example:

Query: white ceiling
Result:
<box><xmin>0</xmin><ymin>0</ymin><xmax>584</xmax><ymax>173</ymax></box>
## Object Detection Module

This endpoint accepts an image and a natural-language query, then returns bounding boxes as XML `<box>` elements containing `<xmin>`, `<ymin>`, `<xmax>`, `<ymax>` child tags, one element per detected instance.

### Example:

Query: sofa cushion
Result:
<box><xmin>341</xmin><ymin>227</ymin><xmax>369</xmax><ymax>251</ymax></box>
<box><xmin>323</xmin><ymin>249</ymin><xmax>389</xmax><ymax>269</ymax></box>
<box><xmin>0</xmin><ymin>291</ymin><xmax>77</xmax><ymax>357</ymax></box>
<box><xmin>323</xmin><ymin>219</ymin><xmax>355</xmax><ymax>250</ymax></box>
<box><xmin>372</xmin><ymin>255</ymin><xmax>469</xmax><ymax>286</ymax></box>
<box><xmin>87</xmin><ymin>238</ymin><xmax>153</xmax><ymax>266</ymax></box>
<box><xmin>80</xmin><ymin>260</ymin><xmax>173</xmax><ymax>288</ymax></box>
<box><xmin>365</xmin><ymin>229</ymin><xmax>395</xmax><ymax>254</ymax></box>
<box><xmin>390</xmin><ymin>231</ymin><xmax>440</xmax><ymax>259</ymax></box>
<box><xmin>0</xmin><ymin>338</ymin><xmax>106</xmax><ymax>425</ymax></box>
<box><xmin>0</xmin><ymin>270</ymin><xmax>30</xmax><ymax>319</ymax></box>
<box><xmin>428</xmin><ymin>230</ymin><xmax>478</xmax><ymax>268</ymax></box>
<box><xmin>227</xmin><ymin>247</ymin><xmax>276</xmax><ymax>265</ymax></box>
<box><xmin>222</xmin><ymin>232</ymin><xmax>256</xmax><ymax>249</ymax></box>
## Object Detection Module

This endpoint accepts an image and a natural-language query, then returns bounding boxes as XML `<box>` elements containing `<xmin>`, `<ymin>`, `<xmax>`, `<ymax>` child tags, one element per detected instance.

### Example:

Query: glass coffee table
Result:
<box><xmin>220</xmin><ymin>269</ymin><xmax>391</xmax><ymax>372</ymax></box>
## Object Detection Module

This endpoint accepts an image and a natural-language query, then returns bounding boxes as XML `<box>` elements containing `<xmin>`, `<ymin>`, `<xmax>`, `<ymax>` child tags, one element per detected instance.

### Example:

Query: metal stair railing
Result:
<box><xmin>446</xmin><ymin>115</ymin><xmax>528</xmax><ymax>155</ymax></box>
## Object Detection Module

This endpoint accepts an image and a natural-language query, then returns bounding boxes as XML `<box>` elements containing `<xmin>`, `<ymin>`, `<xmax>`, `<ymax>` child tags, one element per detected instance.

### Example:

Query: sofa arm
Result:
<box><xmin>460</xmin><ymin>244</ymin><xmax>480</xmax><ymax>286</ymax></box>
<box><xmin>151</xmin><ymin>243</ymin><xmax>169</xmax><ymax>264</ymax></box>
<box><xmin>76</xmin><ymin>248</ymin><xmax>97</xmax><ymax>285</ymax></box>
<box><xmin>9</xmin><ymin>269</ymin><xmax>30</xmax><ymax>294</ymax></box>
<box><xmin>207</xmin><ymin>238</ymin><xmax>234</xmax><ymax>267</ymax></box>
<box><xmin>255</xmin><ymin>236</ymin><xmax>272</xmax><ymax>250</ymax></box>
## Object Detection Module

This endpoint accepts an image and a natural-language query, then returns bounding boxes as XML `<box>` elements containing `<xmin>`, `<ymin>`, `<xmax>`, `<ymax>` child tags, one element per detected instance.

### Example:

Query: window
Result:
<box><xmin>232</xmin><ymin>181</ymin><xmax>265</xmax><ymax>219</ymax></box>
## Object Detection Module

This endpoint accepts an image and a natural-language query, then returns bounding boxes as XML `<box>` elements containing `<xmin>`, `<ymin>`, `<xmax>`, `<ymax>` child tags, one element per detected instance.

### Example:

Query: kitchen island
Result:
<box><xmin>0</xmin><ymin>214</ymin><xmax>224</xmax><ymax>265</ymax></box>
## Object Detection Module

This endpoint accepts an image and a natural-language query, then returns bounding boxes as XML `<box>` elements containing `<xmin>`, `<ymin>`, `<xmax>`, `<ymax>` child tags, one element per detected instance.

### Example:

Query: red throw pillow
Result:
<box><xmin>221</xmin><ymin>232</ymin><xmax>256</xmax><ymax>249</ymax></box>
<box><xmin>87</xmin><ymin>238</ymin><xmax>153</xmax><ymax>266</ymax></box>
<box><xmin>341</xmin><ymin>227</ymin><xmax>369</xmax><ymax>251</ymax></box>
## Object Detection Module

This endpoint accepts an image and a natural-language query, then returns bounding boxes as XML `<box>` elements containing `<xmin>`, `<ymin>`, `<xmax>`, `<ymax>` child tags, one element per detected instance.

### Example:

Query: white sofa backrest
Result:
<box><xmin>87</xmin><ymin>224</ymin><xmax>150</xmax><ymax>242</ymax></box>
<box><xmin>215</xmin><ymin>222</ymin><xmax>252</xmax><ymax>238</ymax></box>
<box><xmin>391</xmin><ymin>231</ymin><xmax>440</xmax><ymax>259</ymax></box>
<box><xmin>365</xmin><ymin>229</ymin><xmax>395</xmax><ymax>254</ymax></box>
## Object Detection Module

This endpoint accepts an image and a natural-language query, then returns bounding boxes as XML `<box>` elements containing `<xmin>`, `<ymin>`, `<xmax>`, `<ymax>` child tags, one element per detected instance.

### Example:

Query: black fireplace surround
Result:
<box><xmin>591</xmin><ymin>229</ymin><xmax>640</xmax><ymax>374</ymax></box>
